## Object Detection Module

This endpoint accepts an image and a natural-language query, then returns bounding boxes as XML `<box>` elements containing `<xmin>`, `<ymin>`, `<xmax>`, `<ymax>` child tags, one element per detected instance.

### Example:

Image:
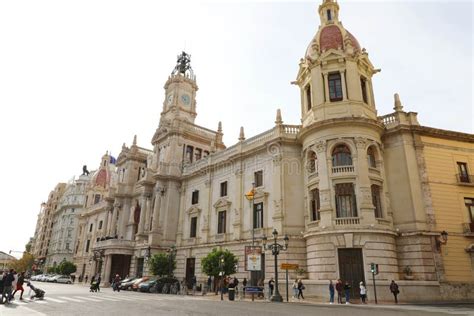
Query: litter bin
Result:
<box><xmin>228</xmin><ymin>287</ymin><xmax>235</xmax><ymax>301</ymax></box>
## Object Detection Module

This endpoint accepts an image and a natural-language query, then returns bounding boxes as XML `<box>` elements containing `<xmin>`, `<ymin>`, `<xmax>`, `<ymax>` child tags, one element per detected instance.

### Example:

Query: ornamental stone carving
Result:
<box><xmin>315</xmin><ymin>140</ymin><xmax>327</xmax><ymax>153</ymax></box>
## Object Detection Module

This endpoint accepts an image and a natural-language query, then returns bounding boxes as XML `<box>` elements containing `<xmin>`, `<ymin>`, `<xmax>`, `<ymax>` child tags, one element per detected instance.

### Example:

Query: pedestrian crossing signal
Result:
<box><xmin>370</xmin><ymin>263</ymin><xmax>379</xmax><ymax>275</ymax></box>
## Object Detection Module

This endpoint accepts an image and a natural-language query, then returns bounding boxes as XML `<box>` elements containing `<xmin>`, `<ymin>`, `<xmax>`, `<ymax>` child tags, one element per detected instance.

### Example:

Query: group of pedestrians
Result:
<box><xmin>292</xmin><ymin>279</ymin><xmax>305</xmax><ymax>300</ymax></box>
<box><xmin>0</xmin><ymin>269</ymin><xmax>25</xmax><ymax>304</ymax></box>
<box><xmin>328</xmin><ymin>279</ymin><xmax>400</xmax><ymax>304</ymax></box>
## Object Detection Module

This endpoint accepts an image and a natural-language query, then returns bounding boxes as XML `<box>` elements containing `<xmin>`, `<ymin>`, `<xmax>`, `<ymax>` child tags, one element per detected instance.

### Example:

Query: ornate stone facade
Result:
<box><xmin>29</xmin><ymin>0</ymin><xmax>473</xmax><ymax>301</ymax></box>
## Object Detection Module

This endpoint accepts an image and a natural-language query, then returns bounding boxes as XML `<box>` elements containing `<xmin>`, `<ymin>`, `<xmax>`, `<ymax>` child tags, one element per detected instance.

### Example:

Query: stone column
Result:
<box><xmin>143</xmin><ymin>196</ymin><xmax>151</xmax><ymax>233</ymax></box>
<box><xmin>355</xmin><ymin>137</ymin><xmax>376</xmax><ymax>224</ymax></box>
<box><xmin>340</xmin><ymin>70</ymin><xmax>347</xmax><ymax>101</ymax></box>
<box><xmin>137</xmin><ymin>196</ymin><xmax>147</xmax><ymax>235</ymax></box>
<box><xmin>151</xmin><ymin>194</ymin><xmax>161</xmax><ymax>232</ymax></box>
<box><xmin>109</xmin><ymin>204</ymin><xmax>119</xmax><ymax>237</ymax></box>
<box><xmin>315</xmin><ymin>141</ymin><xmax>332</xmax><ymax>227</ymax></box>
<box><xmin>103</xmin><ymin>254</ymin><xmax>112</xmax><ymax>286</ymax></box>
<box><xmin>323</xmin><ymin>73</ymin><xmax>330</xmax><ymax>102</ymax></box>
<box><xmin>103</xmin><ymin>206</ymin><xmax>111</xmax><ymax>237</ymax></box>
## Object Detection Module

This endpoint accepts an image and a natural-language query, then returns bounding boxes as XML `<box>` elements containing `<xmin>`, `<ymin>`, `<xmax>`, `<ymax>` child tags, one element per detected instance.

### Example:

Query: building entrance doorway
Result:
<box><xmin>185</xmin><ymin>258</ymin><xmax>195</xmax><ymax>289</ymax></box>
<box><xmin>338</xmin><ymin>248</ymin><xmax>365</xmax><ymax>299</ymax></box>
<box><xmin>110</xmin><ymin>254</ymin><xmax>131</xmax><ymax>279</ymax></box>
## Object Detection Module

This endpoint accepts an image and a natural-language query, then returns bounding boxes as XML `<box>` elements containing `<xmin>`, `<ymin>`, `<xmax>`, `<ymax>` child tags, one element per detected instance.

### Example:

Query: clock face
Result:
<box><xmin>167</xmin><ymin>94</ymin><xmax>173</xmax><ymax>105</ymax></box>
<box><xmin>181</xmin><ymin>94</ymin><xmax>190</xmax><ymax>106</ymax></box>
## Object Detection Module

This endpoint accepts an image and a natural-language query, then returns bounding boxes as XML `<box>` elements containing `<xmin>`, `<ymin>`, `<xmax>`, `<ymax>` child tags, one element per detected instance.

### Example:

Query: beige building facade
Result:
<box><xmin>30</xmin><ymin>0</ymin><xmax>473</xmax><ymax>302</ymax></box>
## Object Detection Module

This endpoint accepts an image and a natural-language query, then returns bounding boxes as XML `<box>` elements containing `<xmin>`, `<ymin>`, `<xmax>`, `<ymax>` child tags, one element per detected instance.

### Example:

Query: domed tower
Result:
<box><xmin>297</xmin><ymin>1</ymin><xmax>398</xmax><ymax>292</ymax></box>
<box><xmin>295</xmin><ymin>0</ymin><xmax>379</xmax><ymax>126</ymax></box>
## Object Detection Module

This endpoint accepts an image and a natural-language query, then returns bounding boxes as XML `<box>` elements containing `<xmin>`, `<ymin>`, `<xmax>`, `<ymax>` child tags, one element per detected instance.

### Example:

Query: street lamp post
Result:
<box><xmin>244</xmin><ymin>182</ymin><xmax>256</xmax><ymax>286</ymax></box>
<box><xmin>168</xmin><ymin>245</ymin><xmax>176</xmax><ymax>277</ymax></box>
<box><xmin>262</xmin><ymin>229</ymin><xmax>289</xmax><ymax>302</ymax></box>
<box><xmin>219</xmin><ymin>255</ymin><xmax>225</xmax><ymax>301</ymax></box>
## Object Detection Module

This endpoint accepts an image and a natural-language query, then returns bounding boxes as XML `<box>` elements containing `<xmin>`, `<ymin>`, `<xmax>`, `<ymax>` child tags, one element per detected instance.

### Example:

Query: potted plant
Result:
<box><xmin>403</xmin><ymin>265</ymin><xmax>414</xmax><ymax>280</ymax></box>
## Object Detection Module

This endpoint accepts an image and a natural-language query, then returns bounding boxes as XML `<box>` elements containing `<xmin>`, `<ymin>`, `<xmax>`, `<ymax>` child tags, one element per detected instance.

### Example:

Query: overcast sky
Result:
<box><xmin>0</xmin><ymin>0</ymin><xmax>472</xmax><ymax>258</ymax></box>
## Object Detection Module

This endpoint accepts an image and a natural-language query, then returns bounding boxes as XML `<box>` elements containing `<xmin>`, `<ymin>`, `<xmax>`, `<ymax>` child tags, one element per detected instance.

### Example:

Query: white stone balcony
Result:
<box><xmin>334</xmin><ymin>217</ymin><xmax>360</xmax><ymax>226</ymax></box>
<box><xmin>95</xmin><ymin>238</ymin><xmax>135</xmax><ymax>250</ymax></box>
<box><xmin>332</xmin><ymin>165</ymin><xmax>355</xmax><ymax>174</ymax></box>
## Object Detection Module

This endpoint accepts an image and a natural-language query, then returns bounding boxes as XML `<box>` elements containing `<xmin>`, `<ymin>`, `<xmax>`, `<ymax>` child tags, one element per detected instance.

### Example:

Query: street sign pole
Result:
<box><xmin>372</xmin><ymin>270</ymin><xmax>378</xmax><ymax>304</ymax></box>
<box><xmin>285</xmin><ymin>269</ymin><xmax>289</xmax><ymax>302</ymax></box>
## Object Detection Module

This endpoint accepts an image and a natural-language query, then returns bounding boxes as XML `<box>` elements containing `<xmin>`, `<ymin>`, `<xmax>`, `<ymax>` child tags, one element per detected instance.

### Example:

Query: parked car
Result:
<box><xmin>131</xmin><ymin>277</ymin><xmax>149</xmax><ymax>291</ymax></box>
<box><xmin>138</xmin><ymin>277</ymin><xmax>158</xmax><ymax>293</ymax></box>
<box><xmin>55</xmin><ymin>275</ymin><xmax>72</xmax><ymax>284</ymax></box>
<box><xmin>31</xmin><ymin>274</ymin><xmax>42</xmax><ymax>281</ymax></box>
<box><xmin>47</xmin><ymin>275</ymin><xmax>61</xmax><ymax>282</ymax></box>
<box><xmin>150</xmin><ymin>277</ymin><xmax>179</xmax><ymax>294</ymax></box>
<box><xmin>40</xmin><ymin>274</ymin><xmax>52</xmax><ymax>282</ymax></box>
<box><xmin>120</xmin><ymin>277</ymin><xmax>138</xmax><ymax>291</ymax></box>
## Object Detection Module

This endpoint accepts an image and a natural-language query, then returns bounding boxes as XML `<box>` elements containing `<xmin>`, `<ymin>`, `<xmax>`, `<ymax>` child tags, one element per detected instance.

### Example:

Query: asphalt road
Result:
<box><xmin>1</xmin><ymin>282</ymin><xmax>473</xmax><ymax>316</ymax></box>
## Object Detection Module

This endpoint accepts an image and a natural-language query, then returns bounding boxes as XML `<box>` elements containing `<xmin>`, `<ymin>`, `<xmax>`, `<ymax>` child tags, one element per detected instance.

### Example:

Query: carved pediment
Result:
<box><xmin>186</xmin><ymin>205</ymin><xmax>201</xmax><ymax>215</ymax></box>
<box><xmin>213</xmin><ymin>198</ymin><xmax>231</xmax><ymax>210</ymax></box>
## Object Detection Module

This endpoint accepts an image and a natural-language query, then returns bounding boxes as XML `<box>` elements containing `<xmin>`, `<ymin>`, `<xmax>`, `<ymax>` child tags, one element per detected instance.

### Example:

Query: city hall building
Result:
<box><xmin>32</xmin><ymin>0</ymin><xmax>474</xmax><ymax>302</ymax></box>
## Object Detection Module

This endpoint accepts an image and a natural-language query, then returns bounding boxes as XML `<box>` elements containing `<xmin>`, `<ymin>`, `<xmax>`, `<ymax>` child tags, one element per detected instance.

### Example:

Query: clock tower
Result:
<box><xmin>161</xmin><ymin>51</ymin><xmax>198</xmax><ymax>124</ymax></box>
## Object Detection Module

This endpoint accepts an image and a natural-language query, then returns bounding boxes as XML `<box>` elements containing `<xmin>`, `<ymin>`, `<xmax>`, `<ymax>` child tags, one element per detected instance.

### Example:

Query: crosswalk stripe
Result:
<box><xmin>58</xmin><ymin>296</ymin><xmax>85</xmax><ymax>302</ymax></box>
<box><xmin>35</xmin><ymin>300</ymin><xmax>48</xmax><ymax>304</ymax></box>
<box><xmin>92</xmin><ymin>296</ymin><xmax>119</xmax><ymax>302</ymax></box>
<box><xmin>102</xmin><ymin>295</ymin><xmax>135</xmax><ymax>301</ymax></box>
<box><xmin>74</xmin><ymin>296</ymin><xmax>103</xmax><ymax>302</ymax></box>
<box><xmin>46</xmin><ymin>297</ymin><xmax>66</xmax><ymax>303</ymax></box>
<box><xmin>13</xmin><ymin>300</ymin><xmax>29</xmax><ymax>305</ymax></box>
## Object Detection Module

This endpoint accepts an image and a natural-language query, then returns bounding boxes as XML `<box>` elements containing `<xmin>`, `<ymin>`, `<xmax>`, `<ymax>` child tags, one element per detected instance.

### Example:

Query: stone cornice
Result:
<box><xmin>383</xmin><ymin>124</ymin><xmax>474</xmax><ymax>144</ymax></box>
<box><xmin>299</xmin><ymin>117</ymin><xmax>384</xmax><ymax>140</ymax></box>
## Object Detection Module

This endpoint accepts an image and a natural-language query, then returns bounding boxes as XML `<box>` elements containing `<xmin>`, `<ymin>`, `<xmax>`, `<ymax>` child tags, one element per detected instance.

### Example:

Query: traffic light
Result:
<box><xmin>370</xmin><ymin>263</ymin><xmax>379</xmax><ymax>274</ymax></box>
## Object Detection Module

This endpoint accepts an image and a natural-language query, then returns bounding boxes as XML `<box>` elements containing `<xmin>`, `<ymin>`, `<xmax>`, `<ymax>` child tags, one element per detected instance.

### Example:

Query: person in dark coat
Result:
<box><xmin>96</xmin><ymin>275</ymin><xmax>101</xmax><ymax>292</ymax></box>
<box><xmin>344</xmin><ymin>281</ymin><xmax>351</xmax><ymax>304</ymax></box>
<box><xmin>390</xmin><ymin>280</ymin><xmax>399</xmax><ymax>304</ymax></box>
<box><xmin>2</xmin><ymin>270</ymin><xmax>14</xmax><ymax>305</ymax></box>
<box><xmin>335</xmin><ymin>279</ymin><xmax>343</xmax><ymax>304</ymax></box>
<box><xmin>12</xmin><ymin>272</ymin><xmax>25</xmax><ymax>300</ymax></box>
<box><xmin>268</xmin><ymin>277</ymin><xmax>275</xmax><ymax>297</ymax></box>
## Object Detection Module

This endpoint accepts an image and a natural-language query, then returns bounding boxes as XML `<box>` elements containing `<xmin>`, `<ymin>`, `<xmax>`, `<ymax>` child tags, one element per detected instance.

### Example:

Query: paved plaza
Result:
<box><xmin>1</xmin><ymin>283</ymin><xmax>473</xmax><ymax>316</ymax></box>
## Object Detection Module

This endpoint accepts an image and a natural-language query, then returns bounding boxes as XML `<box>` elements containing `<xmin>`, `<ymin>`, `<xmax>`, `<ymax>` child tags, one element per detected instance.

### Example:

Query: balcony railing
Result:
<box><xmin>332</xmin><ymin>165</ymin><xmax>355</xmax><ymax>174</ymax></box>
<box><xmin>457</xmin><ymin>174</ymin><xmax>474</xmax><ymax>185</ymax></box>
<box><xmin>335</xmin><ymin>217</ymin><xmax>360</xmax><ymax>226</ymax></box>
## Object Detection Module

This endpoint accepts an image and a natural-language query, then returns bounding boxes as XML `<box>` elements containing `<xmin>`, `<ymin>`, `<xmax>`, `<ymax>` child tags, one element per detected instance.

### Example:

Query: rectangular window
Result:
<box><xmin>254</xmin><ymin>202</ymin><xmax>264</xmax><ymax>229</ymax></box>
<box><xmin>305</xmin><ymin>85</ymin><xmax>312</xmax><ymax>110</ymax></box>
<box><xmin>220</xmin><ymin>181</ymin><xmax>228</xmax><ymax>197</ymax></box>
<box><xmin>465</xmin><ymin>198</ymin><xmax>474</xmax><ymax>222</ymax></box>
<box><xmin>361</xmin><ymin>77</ymin><xmax>368</xmax><ymax>104</ymax></box>
<box><xmin>328</xmin><ymin>73</ymin><xmax>343</xmax><ymax>102</ymax></box>
<box><xmin>371</xmin><ymin>185</ymin><xmax>383</xmax><ymax>218</ymax></box>
<box><xmin>310</xmin><ymin>189</ymin><xmax>321</xmax><ymax>221</ymax></box>
<box><xmin>192</xmin><ymin>190</ymin><xmax>199</xmax><ymax>205</ymax></box>
<box><xmin>217</xmin><ymin>210</ymin><xmax>227</xmax><ymax>234</ymax></box>
<box><xmin>195</xmin><ymin>148</ymin><xmax>202</xmax><ymax>161</ymax></box>
<box><xmin>190</xmin><ymin>217</ymin><xmax>197</xmax><ymax>238</ymax></box>
<box><xmin>458</xmin><ymin>162</ymin><xmax>470</xmax><ymax>183</ymax></box>
<box><xmin>66</xmin><ymin>243</ymin><xmax>70</xmax><ymax>250</ymax></box>
<box><xmin>94</xmin><ymin>194</ymin><xmax>101</xmax><ymax>204</ymax></box>
<box><xmin>335</xmin><ymin>183</ymin><xmax>357</xmax><ymax>218</ymax></box>
<box><xmin>99</xmin><ymin>220</ymin><xmax>103</xmax><ymax>230</ymax></box>
<box><xmin>254</xmin><ymin>171</ymin><xmax>263</xmax><ymax>187</ymax></box>
<box><xmin>327</xmin><ymin>9</ymin><xmax>332</xmax><ymax>21</ymax></box>
<box><xmin>85</xmin><ymin>239</ymin><xmax>90</xmax><ymax>253</ymax></box>
<box><xmin>89</xmin><ymin>223</ymin><xmax>93</xmax><ymax>232</ymax></box>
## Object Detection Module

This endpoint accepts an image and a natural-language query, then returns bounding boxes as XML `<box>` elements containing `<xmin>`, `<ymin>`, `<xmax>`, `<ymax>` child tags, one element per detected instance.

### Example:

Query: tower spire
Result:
<box><xmin>318</xmin><ymin>0</ymin><xmax>340</xmax><ymax>25</ymax></box>
<box><xmin>394</xmin><ymin>93</ymin><xmax>404</xmax><ymax>112</ymax></box>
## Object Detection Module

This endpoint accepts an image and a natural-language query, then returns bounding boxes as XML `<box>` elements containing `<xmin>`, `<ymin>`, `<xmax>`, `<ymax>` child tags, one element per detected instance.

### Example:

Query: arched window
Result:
<box><xmin>367</xmin><ymin>146</ymin><xmax>377</xmax><ymax>168</ymax></box>
<box><xmin>371</xmin><ymin>184</ymin><xmax>383</xmax><ymax>218</ymax></box>
<box><xmin>307</xmin><ymin>151</ymin><xmax>317</xmax><ymax>173</ymax></box>
<box><xmin>332</xmin><ymin>144</ymin><xmax>352</xmax><ymax>166</ymax></box>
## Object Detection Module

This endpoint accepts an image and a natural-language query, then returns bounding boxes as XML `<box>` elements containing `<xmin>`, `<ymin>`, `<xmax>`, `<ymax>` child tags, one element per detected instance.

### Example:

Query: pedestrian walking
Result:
<box><xmin>96</xmin><ymin>275</ymin><xmax>101</xmax><ymax>292</ymax></box>
<box><xmin>336</xmin><ymin>279</ymin><xmax>343</xmax><ymax>304</ymax></box>
<box><xmin>2</xmin><ymin>270</ymin><xmax>14</xmax><ymax>305</ymax></box>
<box><xmin>10</xmin><ymin>271</ymin><xmax>17</xmax><ymax>300</ymax></box>
<box><xmin>12</xmin><ymin>272</ymin><xmax>25</xmax><ymax>300</ymax></box>
<box><xmin>329</xmin><ymin>280</ymin><xmax>335</xmax><ymax>304</ymax></box>
<box><xmin>292</xmin><ymin>279</ymin><xmax>298</xmax><ymax>299</ymax></box>
<box><xmin>0</xmin><ymin>271</ymin><xmax>5</xmax><ymax>304</ymax></box>
<box><xmin>268</xmin><ymin>277</ymin><xmax>275</xmax><ymax>297</ymax></box>
<box><xmin>390</xmin><ymin>280</ymin><xmax>399</xmax><ymax>304</ymax></box>
<box><xmin>85</xmin><ymin>275</ymin><xmax>88</xmax><ymax>284</ymax></box>
<box><xmin>359</xmin><ymin>281</ymin><xmax>367</xmax><ymax>304</ymax></box>
<box><xmin>233</xmin><ymin>277</ymin><xmax>239</xmax><ymax>295</ymax></box>
<box><xmin>113</xmin><ymin>274</ymin><xmax>121</xmax><ymax>292</ymax></box>
<box><xmin>297</xmin><ymin>279</ymin><xmax>305</xmax><ymax>300</ymax></box>
<box><xmin>344</xmin><ymin>281</ymin><xmax>351</xmax><ymax>304</ymax></box>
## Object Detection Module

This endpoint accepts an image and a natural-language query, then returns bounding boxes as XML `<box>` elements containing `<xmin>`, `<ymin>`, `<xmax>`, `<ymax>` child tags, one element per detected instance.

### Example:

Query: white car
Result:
<box><xmin>55</xmin><ymin>276</ymin><xmax>72</xmax><ymax>284</ymax></box>
<box><xmin>30</xmin><ymin>275</ymin><xmax>42</xmax><ymax>281</ymax></box>
<box><xmin>40</xmin><ymin>274</ymin><xmax>52</xmax><ymax>282</ymax></box>
<box><xmin>48</xmin><ymin>275</ymin><xmax>61</xmax><ymax>282</ymax></box>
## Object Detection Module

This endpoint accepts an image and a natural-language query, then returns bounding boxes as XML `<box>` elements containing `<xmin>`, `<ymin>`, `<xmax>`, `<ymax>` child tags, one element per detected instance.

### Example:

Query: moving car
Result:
<box><xmin>55</xmin><ymin>276</ymin><xmax>72</xmax><ymax>284</ymax></box>
<box><xmin>120</xmin><ymin>277</ymin><xmax>138</xmax><ymax>291</ymax></box>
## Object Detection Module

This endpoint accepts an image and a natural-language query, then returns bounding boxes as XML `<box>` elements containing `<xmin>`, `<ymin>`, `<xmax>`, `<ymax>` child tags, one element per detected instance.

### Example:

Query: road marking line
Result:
<box><xmin>34</xmin><ymin>300</ymin><xmax>48</xmax><ymax>304</ymax></box>
<box><xmin>92</xmin><ymin>296</ymin><xmax>119</xmax><ymax>302</ymax></box>
<box><xmin>45</xmin><ymin>297</ymin><xmax>66</xmax><ymax>303</ymax></box>
<box><xmin>75</xmin><ymin>296</ymin><xmax>103</xmax><ymax>302</ymax></box>
<box><xmin>12</xmin><ymin>300</ymin><xmax>29</xmax><ymax>305</ymax></box>
<box><xmin>58</xmin><ymin>296</ymin><xmax>85</xmax><ymax>302</ymax></box>
<box><xmin>102</xmin><ymin>295</ymin><xmax>135</xmax><ymax>301</ymax></box>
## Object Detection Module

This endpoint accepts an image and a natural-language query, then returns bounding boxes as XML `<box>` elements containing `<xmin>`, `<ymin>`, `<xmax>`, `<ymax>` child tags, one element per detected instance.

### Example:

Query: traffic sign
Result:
<box><xmin>280</xmin><ymin>263</ymin><xmax>299</xmax><ymax>270</ymax></box>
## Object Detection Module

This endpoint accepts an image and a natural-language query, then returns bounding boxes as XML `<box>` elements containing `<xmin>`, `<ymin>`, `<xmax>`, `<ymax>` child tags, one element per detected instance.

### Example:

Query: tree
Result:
<box><xmin>149</xmin><ymin>253</ymin><xmax>175</xmax><ymax>277</ymax></box>
<box><xmin>9</xmin><ymin>252</ymin><xmax>34</xmax><ymax>273</ymax></box>
<box><xmin>57</xmin><ymin>261</ymin><xmax>77</xmax><ymax>275</ymax></box>
<box><xmin>201</xmin><ymin>248</ymin><xmax>238</xmax><ymax>278</ymax></box>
